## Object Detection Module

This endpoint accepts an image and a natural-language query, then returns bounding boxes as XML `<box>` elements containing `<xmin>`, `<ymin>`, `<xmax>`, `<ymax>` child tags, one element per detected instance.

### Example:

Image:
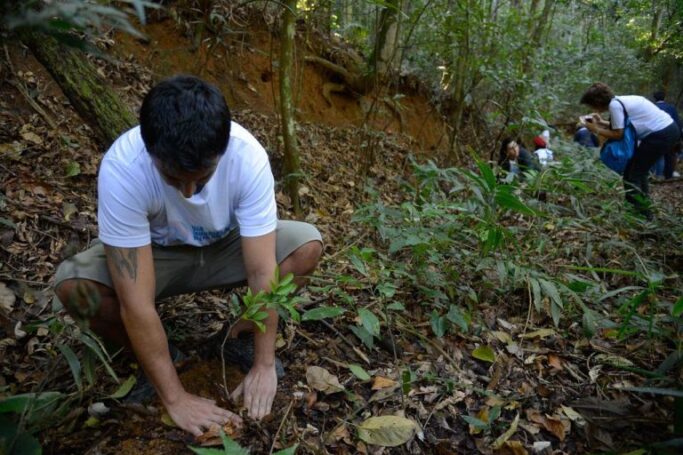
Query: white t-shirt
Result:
<box><xmin>609</xmin><ymin>96</ymin><xmax>673</xmax><ymax>138</ymax></box>
<box><xmin>97</xmin><ymin>122</ymin><xmax>277</xmax><ymax>248</ymax></box>
<box><xmin>534</xmin><ymin>148</ymin><xmax>554</xmax><ymax>166</ymax></box>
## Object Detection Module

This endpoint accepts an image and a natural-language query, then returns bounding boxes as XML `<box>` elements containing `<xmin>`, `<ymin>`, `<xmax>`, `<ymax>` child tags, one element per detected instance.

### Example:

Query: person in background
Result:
<box><xmin>653</xmin><ymin>90</ymin><xmax>682</xmax><ymax>178</ymax></box>
<box><xmin>498</xmin><ymin>138</ymin><xmax>540</xmax><ymax>181</ymax></box>
<box><xmin>532</xmin><ymin>135</ymin><xmax>554</xmax><ymax>166</ymax></box>
<box><xmin>573</xmin><ymin>123</ymin><xmax>599</xmax><ymax>148</ymax></box>
<box><xmin>580</xmin><ymin>82</ymin><xmax>680</xmax><ymax>219</ymax></box>
<box><xmin>541</xmin><ymin>129</ymin><xmax>551</xmax><ymax>147</ymax></box>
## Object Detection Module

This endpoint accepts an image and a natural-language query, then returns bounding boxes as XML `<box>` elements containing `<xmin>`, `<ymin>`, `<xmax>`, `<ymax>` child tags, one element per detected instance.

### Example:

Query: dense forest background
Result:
<box><xmin>0</xmin><ymin>1</ymin><xmax>682</xmax><ymax>454</ymax></box>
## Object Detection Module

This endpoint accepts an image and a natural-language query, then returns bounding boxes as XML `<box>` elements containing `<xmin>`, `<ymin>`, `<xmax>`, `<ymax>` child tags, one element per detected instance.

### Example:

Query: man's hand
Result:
<box><xmin>231</xmin><ymin>363</ymin><xmax>277</xmax><ymax>419</ymax></box>
<box><xmin>165</xmin><ymin>390</ymin><xmax>243</xmax><ymax>437</ymax></box>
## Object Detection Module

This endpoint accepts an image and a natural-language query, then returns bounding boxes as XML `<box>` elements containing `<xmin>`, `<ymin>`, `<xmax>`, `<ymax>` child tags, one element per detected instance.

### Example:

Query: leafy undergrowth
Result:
<box><xmin>1</xmin><ymin>42</ymin><xmax>683</xmax><ymax>455</ymax></box>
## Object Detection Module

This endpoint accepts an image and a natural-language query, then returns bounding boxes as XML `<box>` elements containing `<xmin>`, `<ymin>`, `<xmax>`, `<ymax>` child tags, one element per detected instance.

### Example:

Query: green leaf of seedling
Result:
<box><xmin>349</xmin><ymin>325</ymin><xmax>374</xmax><ymax>349</ymax></box>
<box><xmin>401</xmin><ymin>369</ymin><xmax>414</xmax><ymax>395</ymax></box>
<box><xmin>495</xmin><ymin>191</ymin><xmax>538</xmax><ymax>217</ymax></box>
<box><xmin>386</xmin><ymin>302</ymin><xmax>405</xmax><ymax>311</ymax></box>
<box><xmin>56</xmin><ymin>343</ymin><xmax>82</xmax><ymax>389</ymax></box>
<box><xmin>358</xmin><ymin>308</ymin><xmax>380</xmax><ymax>336</ymax></box>
<box><xmin>280</xmin><ymin>272</ymin><xmax>294</xmax><ymax>287</ymax></box>
<box><xmin>672</xmin><ymin>297</ymin><xmax>683</xmax><ymax>318</ymax></box>
<box><xmin>0</xmin><ymin>216</ymin><xmax>16</xmax><ymax>229</ymax></box>
<box><xmin>582</xmin><ymin>309</ymin><xmax>598</xmax><ymax>337</ymax></box>
<box><xmin>285</xmin><ymin>304</ymin><xmax>300</xmax><ymax>323</ymax></box>
<box><xmin>275</xmin><ymin>283</ymin><xmax>297</xmax><ymax>296</ymax></box>
<box><xmin>0</xmin><ymin>392</ymin><xmax>62</xmax><ymax>414</ymax></box>
<box><xmin>349</xmin><ymin>254</ymin><xmax>368</xmax><ymax>276</ymax></box>
<box><xmin>302</xmin><ymin>306</ymin><xmax>346</xmax><ymax>321</ymax></box>
<box><xmin>65</xmin><ymin>161</ymin><xmax>81</xmax><ymax>177</ymax></box>
<box><xmin>79</xmin><ymin>332</ymin><xmax>118</xmax><ymax>381</ymax></box>
<box><xmin>376</xmin><ymin>283</ymin><xmax>397</xmax><ymax>299</ymax></box>
<box><xmin>489</xmin><ymin>406</ymin><xmax>501</xmax><ymax>422</ymax></box>
<box><xmin>472</xmin><ymin>345</ymin><xmax>496</xmax><ymax>363</ymax></box>
<box><xmin>220</xmin><ymin>430</ymin><xmax>250</xmax><ymax>455</ymax></box>
<box><xmin>349</xmin><ymin>364</ymin><xmax>371</xmax><ymax>381</ymax></box>
<box><xmin>252</xmin><ymin>311</ymin><xmax>269</xmax><ymax>321</ymax></box>
<box><xmin>430</xmin><ymin>310</ymin><xmax>447</xmax><ymax>337</ymax></box>
<box><xmin>567</xmin><ymin>280</ymin><xmax>592</xmax><ymax>293</ymax></box>
<box><xmin>462</xmin><ymin>415</ymin><xmax>489</xmax><ymax>430</ymax></box>
<box><xmin>110</xmin><ymin>375</ymin><xmax>136</xmax><ymax>399</ymax></box>
<box><xmin>253</xmin><ymin>320</ymin><xmax>266</xmax><ymax>333</ymax></box>
<box><xmin>446</xmin><ymin>305</ymin><xmax>469</xmax><ymax>332</ymax></box>
<box><xmin>530</xmin><ymin>278</ymin><xmax>542</xmax><ymax>312</ymax></box>
<box><xmin>273</xmin><ymin>444</ymin><xmax>299</xmax><ymax>455</ymax></box>
<box><xmin>475</xmin><ymin>159</ymin><xmax>496</xmax><ymax>191</ymax></box>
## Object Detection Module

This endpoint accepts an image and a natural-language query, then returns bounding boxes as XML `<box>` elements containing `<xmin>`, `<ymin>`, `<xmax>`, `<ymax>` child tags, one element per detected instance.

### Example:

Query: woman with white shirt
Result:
<box><xmin>580</xmin><ymin>82</ymin><xmax>680</xmax><ymax>218</ymax></box>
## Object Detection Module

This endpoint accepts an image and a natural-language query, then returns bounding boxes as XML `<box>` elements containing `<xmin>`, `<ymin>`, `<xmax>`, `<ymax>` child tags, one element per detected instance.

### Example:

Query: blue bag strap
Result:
<box><xmin>611</xmin><ymin>98</ymin><xmax>629</xmax><ymax>127</ymax></box>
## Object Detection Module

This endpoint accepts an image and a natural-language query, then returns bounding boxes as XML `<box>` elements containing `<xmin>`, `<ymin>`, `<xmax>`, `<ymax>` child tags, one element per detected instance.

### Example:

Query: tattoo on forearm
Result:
<box><xmin>108</xmin><ymin>247</ymin><xmax>139</xmax><ymax>281</ymax></box>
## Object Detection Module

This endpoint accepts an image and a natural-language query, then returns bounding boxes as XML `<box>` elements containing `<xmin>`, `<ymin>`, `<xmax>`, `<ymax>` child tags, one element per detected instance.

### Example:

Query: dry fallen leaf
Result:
<box><xmin>518</xmin><ymin>328</ymin><xmax>555</xmax><ymax>339</ymax></box>
<box><xmin>495</xmin><ymin>440</ymin><xmax>528</xmax><ymax>455</ymax></box>
<box><xmin>14</xmin><ymin>321</ymin><xmax>27</xmax><ymax>339</ymax></box>
<box><xmin>0</xmin><ymin>282</ymin><xmax>16</xmax><ymax>314</ymax></box>
<box><xmin>532</xmin><ymin>441</ymin><xmax>551</xmax><ymax>452</ymax></box>
<box><xmin>594</xmin><ymin>353</ymin><xmax>634</xmax><ymax>368</ymax></box>
<box><xmin>561</xmin><ymin>405</ymin><xmax>586</xmax><ymax>427</ymax></box>
<box><xmin>63</xmin><ymin>202</ymin><xmax>78</xmax><ymax>221</ymax></box>
<box><xmin>372</xmin><ymin>376</ymin><xmax>397</xmax><ymax>390</ymax></box>
<box><xmin>547</xmin><ymin>354</ymin><xmax>563</xmax><ymax>370</ymax></box>
<box><xmin>357</xmin><ymin>415</ymin><xmax>418</xmax><ymax>447</ymax></box>
<box><xmin>196</xmin><ymin>420</ymin><xmax>242</xmax><ymax>446</ymax></box>
<box><xmin>492</xmin><ymin>413</ymin><xmax>520</xmax><ymax>449</ymax></box>
<box><xmin>526</xmin><ymin>409</ymin><xmax>569</xmax><ymax>441</ymax></box>
<box><xmin>20</xmin><ymin>125</ymin><xmax>43</xmax><ymax>145</ymax></box>
<box><xmin>325</xmin><ymin>423</ymin><xmax>351</xmax><ymax>446</ymax></box>
<box><xmin>306</xmin><ymin>366</ymin><xmax>345</xmax><ymax>394</ymax></box>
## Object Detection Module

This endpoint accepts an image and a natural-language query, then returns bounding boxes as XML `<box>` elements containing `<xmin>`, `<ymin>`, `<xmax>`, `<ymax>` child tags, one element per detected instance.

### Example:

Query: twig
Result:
<box><xmin>39</xmin><ymin>215</ymin><xmax>97</xmax><ymax>236</ymax></box>
<box><xmin>3</xmin><ymin>45</ymin><xmax>58</xmax><ymax>130</ymax></box>
<box><xmin>0</xmin><ymin>162</ymin><xmax>17</xmax><ymax>177</ymax></box>
<box><xmin>396</xmin><ymin>320</ymin><xmax>462</xmax><ymax>373</ymax></box>
<box><xmin>320</xmin><ymin>319</ymin><xmax>370</xmax><ymax>364</ymax></box>
<box><xmin>269</xmin><ymin>399</ymin><xmax>294</xmax><ymax>455</ymax></box>
<box><xmin>221</xmin><ymin>325</ymin><xmax>231</xmax><ymax>399</ymax></box>
<box><xmin>294</xmin><ymin>327</ymin><xmax>322</xmax><ymax>346</ymax></box>
<box><xmin>326</xmin><ymin>231</ymin><xmax>370</xmax><ymax>261</ymax></box>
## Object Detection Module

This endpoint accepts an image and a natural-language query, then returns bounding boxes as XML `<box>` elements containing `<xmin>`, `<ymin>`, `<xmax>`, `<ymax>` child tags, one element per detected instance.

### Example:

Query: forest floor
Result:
<box><xmin>1</xmin><ymin>13</ymin><xmax>683</xmax><ymax>455</ymax></box>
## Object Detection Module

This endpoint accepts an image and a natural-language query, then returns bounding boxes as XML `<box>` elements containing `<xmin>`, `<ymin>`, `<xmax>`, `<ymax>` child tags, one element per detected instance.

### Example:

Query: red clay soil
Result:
<box><xmin>112</xmin><ymin>19</ymin><xmax>449</xmax><ymax>154</ymax></box>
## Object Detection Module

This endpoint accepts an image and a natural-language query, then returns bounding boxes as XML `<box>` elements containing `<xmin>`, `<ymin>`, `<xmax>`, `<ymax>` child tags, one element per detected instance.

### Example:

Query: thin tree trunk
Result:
<box><xmin>369</xmin><ymin>0</ymin><xmax>401</xmax><ymax>81</ymax></box>
<box><xmin>20</xmin><ymin>32</ymin><xmax>136</xmax><ymax>146</ymax></box>
<box><xmin>343</xmin><ymin>0</ymin><xmax>353</xmax><ymax>28</ymax></box>
<box><xmin>279</xmin><ymin>0</ymin><xmax>301</xmax><ymax>217</ymax></box>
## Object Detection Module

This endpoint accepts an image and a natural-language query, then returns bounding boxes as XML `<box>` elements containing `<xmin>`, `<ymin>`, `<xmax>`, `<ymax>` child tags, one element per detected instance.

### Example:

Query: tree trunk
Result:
<box><xmin>21</xmin><ymin>32</ymin><xmax>136</xmax><ymax>146</ymax></box>
<box><xmin>369</xmin><ymin>0</ymin><xmax>401</xmax><ymax>82</ymax></box>
<box><xmin>447</xmin><ymin>0</ymin><xmax>472</xmax><ymax>164</ymax></box>
<box><xmin>279</xmin><ymin>0</ymin><xmax>301</xmax><ymax>217</ymax></box>
<box><xmin>343</xmin><ymin>0</ymin><xmax>353</xmax><ymax>28</ymax></box>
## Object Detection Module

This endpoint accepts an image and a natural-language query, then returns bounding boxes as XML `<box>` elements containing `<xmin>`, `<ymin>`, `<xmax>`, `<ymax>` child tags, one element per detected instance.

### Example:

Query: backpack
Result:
<box><xmin>600</xmin><ymin>99</ymin><xmax>637</xmax><ymax>174</ymax></box>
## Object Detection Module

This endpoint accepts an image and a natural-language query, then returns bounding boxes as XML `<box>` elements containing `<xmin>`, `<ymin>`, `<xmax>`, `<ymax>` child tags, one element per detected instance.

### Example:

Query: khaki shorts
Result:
<box><xmin>54</xmin><ymin>220</ymin><xmax>322</xmax><ymax>300</ymax></box>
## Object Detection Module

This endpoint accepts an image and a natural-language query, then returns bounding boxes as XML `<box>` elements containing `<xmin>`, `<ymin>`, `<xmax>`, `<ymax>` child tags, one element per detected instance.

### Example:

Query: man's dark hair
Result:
<box><xmin>140</xmin><ymin>75</ymin><xmax>231</xmax><ymax>171</ymax></box>
<box><xmin>653</xmin><ymin>90</ymin><xmax>666</xmax><ymax>102</ymax></box>
<box><xmin>580</xmin><ymin>82</ymin><xmax>614</xmax><ymax>109</ymax></box>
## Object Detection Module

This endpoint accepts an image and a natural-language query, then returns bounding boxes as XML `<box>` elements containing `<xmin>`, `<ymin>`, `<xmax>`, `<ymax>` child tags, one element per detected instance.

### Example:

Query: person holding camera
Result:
<box><xmin>580</xmin><ymin>82</ymin><xmax>680</xmax><ymax>218</ymax></box>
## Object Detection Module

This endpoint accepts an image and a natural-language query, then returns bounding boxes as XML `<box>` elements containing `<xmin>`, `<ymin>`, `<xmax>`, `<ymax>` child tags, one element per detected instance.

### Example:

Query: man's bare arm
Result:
<box><xmin>104</xmin><ymin>244</ymin><xmax>239</xmax><ymax>435</ymax></box>
<box><xmin>231</xmin><ymin>232</ymin><xmax>278</xmax><ymax>419</ymax></box>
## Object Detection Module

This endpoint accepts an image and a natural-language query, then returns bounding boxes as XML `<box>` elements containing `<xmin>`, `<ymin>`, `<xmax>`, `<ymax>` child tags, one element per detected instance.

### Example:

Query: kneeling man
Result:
<box><xmin>54</xmin><ymin>75</ymin><xmax>323</xmax><ymax>436</ymax></box>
